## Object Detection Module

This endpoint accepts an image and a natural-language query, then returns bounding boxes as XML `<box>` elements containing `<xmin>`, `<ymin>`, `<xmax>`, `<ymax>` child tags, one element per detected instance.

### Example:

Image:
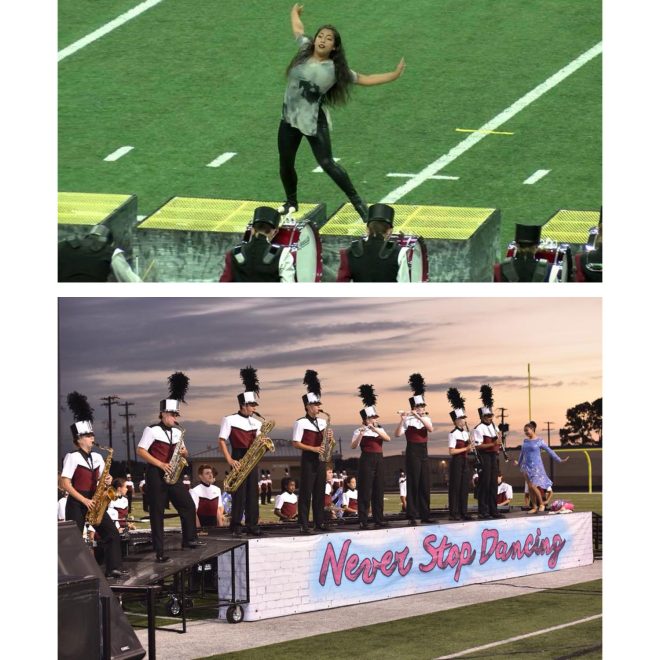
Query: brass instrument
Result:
<box><xmin>223</xmin><ymin>412</ymin><xmax>275</xmax><ymax>493</ymax></box>
<box><xmin>163</xmin><ymin>423</ymin><xmax>188</xmax><ymax>485</ymax></box>
<box><xmin>318</xmin><ymin>409</ymin><xmax>334</xmax><ymax>463</ymax></box>
<box><xmin>86</xmin><ymin>445</ymin><xmax>118</xmax><ymax>526</ymax></box>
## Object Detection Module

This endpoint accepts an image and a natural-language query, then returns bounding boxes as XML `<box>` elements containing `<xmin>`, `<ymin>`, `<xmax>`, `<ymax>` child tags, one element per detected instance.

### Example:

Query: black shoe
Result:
<box><xmin>247</xmin><ymin>528</ymin><xmax>266</xmax><ymax>537</ymax></box>
<box><xmin>155</xmin><ymin>553</ymin><xmax>171</xmax><ymax>563</ymax></box>
<box><xmin>491</xmin><ymin>513</ymin><xmax>505</xmax><ymax>519</ymax></box>
<box><xmin>421</xmin><ymin>518</ymin><xmax>437</xmax><ymax>524</ymax></box>
<box><xmin>182</xmin><ymin>540</ymin><xmax>207</xmax><ymax>549</ymax></box>
<box><xmin>477</xmin><ymin>514</ymin><xmax>492</xmax><ymax>520</ymax></box>
<box><xmin>359</xmin><ymin>522</ymin><xmax>372</xmax><ymax>530</ymax></box>
<box><xmin>278</xmin><ymin>200</ymin><xmax>298</xmax><ymax>215</ymax></box>
<box><xmin>461</xmin><ymin>515</ymin><xmax>474</xmax><ymax>521</ymax></box>
<box><xmin>300</xmin><ymin>526</ymin><xmax>313</xmax><ymax>535</ymax></box>
<box><xmin>407</xmin><ymin>518</ymin><xmax>417</xmax><ymax>526</ymax></box>
<box><xmin>314</xmin><ymin>524</ymin><xmax>329</xmax><ymax>532</ymax></box>
<box><xmin>106</xmin><ymin>569</ymin><xmax>129</xmax><ymax>579</ymax></box>
<box><xmin>374</xmin><ymin>521</ymin><xmax>390</xmax><ymax>528</ymax></box>
<box><xmin>449</xmin><ymin>515</ymin><xmax>460</xmax><ymax>521</ymax></box>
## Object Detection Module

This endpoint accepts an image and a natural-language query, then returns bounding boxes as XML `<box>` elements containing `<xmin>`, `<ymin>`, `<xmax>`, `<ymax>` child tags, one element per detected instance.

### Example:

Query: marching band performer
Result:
<box><xmin>60</xmin><ymin>392</ymin><xmax>125</xmax><ymax>579</ymax></box>
<box><xmin>291</xmin><ymin>370</ymin><xmax>333</xmax><ymax>534</ymax></box>
<box><xmin>395</xmin><ymin>373</ymin><xmax>435</xmax><ymax>525</ymax></box>
<box><xmin>108</xmin><ymin>478</ymin><xmax>136</xmax><ymax>533</ymax></box>
<box><xmin>472</xmin><ymin>385</ymin><xmax>505</xmax><ymax>519</ymax></box>
<box><xmin>218</xmin><ymin>366</ymin><xmax>268</xmax><ymax>537</ymax></box>
<box><xmin>351</xmin><ymin>384</ymin><xmax>390</xmax><ymax>529</ymax></box>
<box><xmin>137</xmin><ymin>372</ymin><xmax>202</xmax><ymax>563</ymax></box>
<box><xmin>274</xmin><ymin>478</ymin><xmax>299</xmax><ymax>522</ymax></box>
<box><xmin>190</xmin><ymin>465</ymin><xmax>226</xmax><ymax>528</ymax></box>
<box><xmin>493</xmin><ymin>224</ymin><xmax>552</xmax><ymax>283</ymax></box>
<box><xmin>446</xmin><ymin>388</ymin><xmax>473</xmax><ymax>521</ymax></box>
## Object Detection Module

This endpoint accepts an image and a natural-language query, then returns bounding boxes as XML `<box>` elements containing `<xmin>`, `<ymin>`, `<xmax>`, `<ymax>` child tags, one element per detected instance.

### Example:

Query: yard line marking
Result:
<box><xmin>381</xmin><ymin>42</ymin><xmax>602</xmax><ymax>204</ymax></box>
<box><xmin>206</xmin><ymin>152</ymin><xmax>237</xmax><ymax>168</ymax></box>
<box><xmin>524</xmin><ymin>169</ymin><xmax>551</xmax><ymax>185</ymax></box>
<box><xmin>313</xmin><ymin>158</ymin><xmax>340</xmax><ymax>173</ymax></box>
<box><xmin>104</xmin><ymin>146</ymin><xmax>134</xmax><ymax>162</ymax></box>
<box><xmin>387</xmin><ymin>173</ymin><xmax>460</xmax><ymax>181</ymax></box>
<box><xmin>455</xmin><ymin>128</ymin><xmax>514</xmax><ymax>135</ymax></box>
<box><xmin>435</xmin><ymin>614</ymin><xmax>602</xmax><ymax>659</ymax></box>
<box><xmin>58</xmin><ymin>0</ymin><xmax>165</xmax><ymax>62</ymax></box>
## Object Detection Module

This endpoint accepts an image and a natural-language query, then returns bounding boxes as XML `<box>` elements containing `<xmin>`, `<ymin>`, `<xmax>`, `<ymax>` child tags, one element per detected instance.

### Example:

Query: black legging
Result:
<box><xmin>278</xmin><ymin>111</ymin><xmax>361</xmax><ymax>206</ymax></box>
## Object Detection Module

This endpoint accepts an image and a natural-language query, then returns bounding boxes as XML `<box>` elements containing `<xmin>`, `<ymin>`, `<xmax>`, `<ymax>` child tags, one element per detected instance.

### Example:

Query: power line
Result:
<box><xmin>100</xmin><ymin>395</ymin><xmax>121</xmax><ymax>449</ymax></box>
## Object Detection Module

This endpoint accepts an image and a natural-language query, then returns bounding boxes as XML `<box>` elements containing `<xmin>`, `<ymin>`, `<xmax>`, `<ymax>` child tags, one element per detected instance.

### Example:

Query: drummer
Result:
<box><xmin>336</xmin><ymin>204</ymin><xmax>410</xmax><ymax>282</ymax></box>
<box><xmin>493</xmin><ymin>224</ymin><xmax>552</xmax><ymax>282</ymax></box>
<box><xmin>219</xmin><ymin>206</ymin><xmax>295</xmax><ymax>282</ymax></box>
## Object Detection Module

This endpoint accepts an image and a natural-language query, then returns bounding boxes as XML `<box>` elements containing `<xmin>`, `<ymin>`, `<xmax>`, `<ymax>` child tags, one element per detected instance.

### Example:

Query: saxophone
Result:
<box><xmin>86</xmin><ymin>445</ymin><xmax>118</xmax><ymax>526</ymax></box>
<box><xmin>163</xmin><ymin>423</ymin><xmax>188</xmax><ymax>485</ymax></box>
<box><xmin>318</xmin><ymin>409</ymin><xmax>335</xmax><ymax>463</ymax></box>
<box><xmin>223</xmin><ymin>412</ymin><xmax>275</xmax><ymax>493</ymax></box>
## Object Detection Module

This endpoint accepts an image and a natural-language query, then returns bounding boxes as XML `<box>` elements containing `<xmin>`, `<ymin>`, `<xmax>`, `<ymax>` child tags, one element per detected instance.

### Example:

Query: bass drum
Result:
<box><xmin>505</xmin><ymin>240</ymin><xmax>572</xmax><ymax>282</ymax></box>
<box><xmin>392</xmin><ymin>234</ymin><xmax>428</xmax><ymax>283</ymax></box>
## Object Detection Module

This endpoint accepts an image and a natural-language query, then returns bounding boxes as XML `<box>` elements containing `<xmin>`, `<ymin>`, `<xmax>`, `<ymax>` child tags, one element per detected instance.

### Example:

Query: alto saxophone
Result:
<box><xmin>318</xmin><ymin>409</ymin><xmax>335</xmax><ymax>463</ymax></box>
<box><xmin>163</xmin><ymin>423</ymin><xmax>188</xmax><ymax>485</ymax></box>
<box><xmin>223</xmin><ymin>412</ymin><xmax>275</xmax><ymax>493</ymax></box>
<box><xmin>86</xmin><ymin>445</ymin><xmax>118</xmax><ymax>526</ymax></box>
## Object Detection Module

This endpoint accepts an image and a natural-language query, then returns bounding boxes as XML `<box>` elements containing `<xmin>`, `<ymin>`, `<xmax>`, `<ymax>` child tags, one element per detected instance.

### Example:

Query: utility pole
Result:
<box><xmin>496</xmin><ymin>407</ymin><xmax>508</xmax><ymax>428</ymax></box>
<box><xmin>544</xmin><ymin>421</ymin><xmax>554</xmax><ymax>446</ymax></box>
<box><xmin>545</xmin><ymin>421</ymin><xmax>555</xmax><ymax>481</ymax></box>
<box><xmin>119</xmin><ymin>401</ymin><xmax>135</xmax><ymax>467</ymax></box>
<box><xmin>100</xmin><ymin>395</ymin><xmax>121</xmax><ymax>449</ymax></box>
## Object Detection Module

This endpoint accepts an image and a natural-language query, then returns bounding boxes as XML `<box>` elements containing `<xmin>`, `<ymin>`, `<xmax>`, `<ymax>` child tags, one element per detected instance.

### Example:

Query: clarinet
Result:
<box><xmin>498</xmin><ymin>423</ymin><xmax>510</xmax><ymax>462</ymax></box>
<box><xmin>465</xmin><ymin>421</ymin><xmax>483</xmax><ymax>469</ymax></box>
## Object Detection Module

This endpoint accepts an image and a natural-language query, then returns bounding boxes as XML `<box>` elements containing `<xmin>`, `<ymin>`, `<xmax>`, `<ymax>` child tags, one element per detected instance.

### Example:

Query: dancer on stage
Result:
<box><xmin>218</xmin><ymin>366</ymin><xmax>269</xmax><ymax>537</ymax></box>
<box><xmin>60</xmin><ymin>392</ymin><xmax>126</xmax><ymax>579</ymax></box>
<box><xmin>395</xmin><ymin>373</ymin><xmax>435</xmax><ymax>525</ymax></box>
<box><xmin>516</xmin><ymin>423</ymin><xmax>568</xmax><ymax>513</ymax></box>
<box><xmin>291</xmin><ymin>370</ymin><xmax>333</xmax><ymax>534</ymax></box>
<box><xmin>446</xmin><ymin>388</ymin><xmax>473</xmax><ymax>521</ymax></box>
<box><xmin>351</xmin><ymin>384</ymin><xmax>390</xmax><ymax>529</ymax></box>
<box><xmin>137</xmin><ymin>372</ymin><xmax>203</xmax><ymax>562</ymax></box>
<box><xmin>472</xmin><ymin>385</ymin><xmax>504</xmax><ymax>520</ymax></box>
<box><xmin>279</xmin><ymin>4</ymin><xmax>405</xmax><ymax>219</ymax></box>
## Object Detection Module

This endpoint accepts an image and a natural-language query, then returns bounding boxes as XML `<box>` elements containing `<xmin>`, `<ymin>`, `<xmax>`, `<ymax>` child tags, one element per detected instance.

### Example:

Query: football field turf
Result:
<box><xmin>58</xmin><ymin>0</ymin><xmax>601</xmax><ymax>252</ymax></box>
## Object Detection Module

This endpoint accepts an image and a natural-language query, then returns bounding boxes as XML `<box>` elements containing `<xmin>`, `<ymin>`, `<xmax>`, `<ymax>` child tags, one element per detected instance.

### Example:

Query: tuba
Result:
<box><xmin>318</xmin><ymin>409</ymin><xmax>335</xmax><ymax>463</ymax></box>
<box><xmin>86</xmin><ymin>445</ymin><xmax>118</xmax><ymax>526</ymax></box>
<box><xmin>223</xmin><ymin>412</ymin><xmax>275</xmax><ymax>493</ymax></box>
<box><xmin>163</xmin><ymin>423</ymin><xmax>188</xmax><ymax>485</ymax></box>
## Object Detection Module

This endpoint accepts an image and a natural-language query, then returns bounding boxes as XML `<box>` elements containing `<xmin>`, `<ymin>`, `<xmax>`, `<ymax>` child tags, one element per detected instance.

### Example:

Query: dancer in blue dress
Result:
<box><xmin>516</xmin><ymin>423</ymin><xmax>569</xmax><ymax>513</ymax></box>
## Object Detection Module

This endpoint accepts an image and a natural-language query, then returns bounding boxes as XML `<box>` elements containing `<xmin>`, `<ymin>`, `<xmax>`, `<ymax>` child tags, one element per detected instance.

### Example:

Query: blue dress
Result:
<box><xmin>518</xmin><ymin>438</ymin><xmax>562</xmax><ymax>489</ymax></box>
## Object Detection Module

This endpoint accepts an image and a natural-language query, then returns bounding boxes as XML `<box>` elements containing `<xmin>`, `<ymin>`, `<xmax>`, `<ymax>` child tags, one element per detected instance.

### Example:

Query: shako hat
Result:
<box><xmin>478</xmin><ymin>384</ymin><xmax>494</xmax><ymax>417</ymax></box>
<box><xmin>366</xmin><ymin>203</ymin><xmax>395</xmax><ymax>227</ymax></box>
<box><xmin>408</xmin><ymin>373</ymin><xmax>427</xmax><ymax>408</ymax></box>
<box><xmin>302</xmin><ymin>369</ymin><xmax>322</xmax><ymax>406</ymax></box>
<box><xmin>358</xmin><ymin>384</ymin><xmax>378</xmax><ymax>420</ymax></box>
<box><xmin>67</xmin><ymin>391</ymin><xmax>95</xmax><ymax>439</ymax></box>
<box><xmin>252</xmin><ymin>206</ymin><xmax>281</xmax><ymax>229</ymax></box>
<box><xmin>160</xmin><ymin>372</ymin><xmax>189</xmax><ymax>414</ymax></box>
<box><xmin>514</xmin><ymin>223</ymin><xmax>542</xmax><ymax>245</ymax></box>
<box><xmin>238</xmin><ymin>366</ymin><xmax>260</xmax><ymax>406</ymax></box>
<box><xmin>447</xmin><ymin>387</ymin><xmax>467</xmax><ymax>421</ymax></box>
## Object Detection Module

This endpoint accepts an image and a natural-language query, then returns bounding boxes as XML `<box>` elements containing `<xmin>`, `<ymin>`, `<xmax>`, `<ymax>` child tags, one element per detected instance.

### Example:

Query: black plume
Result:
<box><xmin>168</xmin><ymin>372</ymin><xmax>190</xmax><ymax>402</ymax></box>
<box><xmin>447</xmin><ymin>387</ymin><xmax>465</xmax><ymax>411</ymax></box>
<box><xmin>408</xmin><ymin>373</ymin><xmax>426</xmax><ymax>396</ymax></box>
<box><xmin>303</xmin><ymin>370</ymin><xmax>321</xmax><ymax>396</ymax></box>
<box><xmin>67</xmin><ymin>391</ymin><xmax>94</xmax><ymax>422</ymax></box>
<box><xmin>240</xmin><ymin>366</ymin><xmax>260</xmax><ymax>395</ymax></box>
<box><xmin>480</xmin><ymin>385</ymin><xmax>494</xmax><ymax>408</ymax></box>
<box><xmin>358</xmin><ymin>384</ymin><xmax>377</xmax><ymax>407</ymax></box>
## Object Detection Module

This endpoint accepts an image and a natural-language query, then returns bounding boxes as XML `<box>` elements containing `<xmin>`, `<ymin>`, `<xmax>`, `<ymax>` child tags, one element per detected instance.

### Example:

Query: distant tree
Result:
<box><xmin>559</xmin><ymin>398</ymin><xmax>602</xmax><ymax>446</ymax></box>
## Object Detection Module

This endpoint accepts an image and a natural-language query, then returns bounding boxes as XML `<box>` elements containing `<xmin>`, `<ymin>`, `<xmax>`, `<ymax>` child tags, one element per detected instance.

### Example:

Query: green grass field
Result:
<box><xmin>58</xmin><ymin>0</ymin><xmax>601</xmax><ymax>251</ymax></box>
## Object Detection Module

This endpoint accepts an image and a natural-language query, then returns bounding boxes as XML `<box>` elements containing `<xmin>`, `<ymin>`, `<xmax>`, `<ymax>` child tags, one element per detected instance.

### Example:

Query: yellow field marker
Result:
<box><xmin>455</xmin><ymin>128</ymin><xmax>514</xmax><ymax>135</ymax></box>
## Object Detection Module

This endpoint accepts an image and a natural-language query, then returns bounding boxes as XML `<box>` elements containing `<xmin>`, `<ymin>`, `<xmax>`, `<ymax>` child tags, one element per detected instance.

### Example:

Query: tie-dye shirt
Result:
<box><xmin>282</xmin><ymin>35</ymin><xmax>358</xmax><ymax>136</ymax></box>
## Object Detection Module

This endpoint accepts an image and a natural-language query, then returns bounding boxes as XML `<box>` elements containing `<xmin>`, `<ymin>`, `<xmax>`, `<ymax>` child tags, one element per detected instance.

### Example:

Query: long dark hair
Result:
<box><xmin>285</xmin><ymin>25</ymin><xmax>353</xmax><ymax>107</ymax></box>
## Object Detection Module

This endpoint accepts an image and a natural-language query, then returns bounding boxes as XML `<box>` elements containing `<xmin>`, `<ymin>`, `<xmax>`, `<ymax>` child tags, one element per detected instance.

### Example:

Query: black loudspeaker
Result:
<box><xmin>58</xmin><ymin>575</ymin><xmax>101</xmax><ymax>660</ymax></box>
<box><xmin>58</xmin><ymin>522</ymin><xmax>145</xmax><ymax>660</ymax></box>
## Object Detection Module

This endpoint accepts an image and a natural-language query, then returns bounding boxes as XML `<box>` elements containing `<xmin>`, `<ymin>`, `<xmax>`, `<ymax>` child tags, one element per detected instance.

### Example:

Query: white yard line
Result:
<box><xmin>206</xmin><ymin>152</ymin><xmax>237</xmax><ymax>168</ymax></box>
<box><xmin>524</xmin><ymin>169</ymin><xmax>551</xmax><ymax>185</ymax></box>
<box><xmin>58</xmin><ymin>0</ymin><xmax>165</xmax><ymax>62</ymax></box>
<box><xmin>313</xmin><ymin>158</ymin><xmax>340</xmax><ymax>173</ymax></box>
<box><xmin>387</xmin><ymin>173</ymin><xmax>460</xmax><ymax>181</ymax></box>
<box><xmin>104</xmin><ymin>145</ymin><xmax>134</xmax><ymax>162</ymax></box>
<box><xmin>381</xmin><ymin>42</ymin><xmax>602</xmax><ymax>204</ymax></box>
<box><xmin>435</xmin><ymin>614</ymin><xmax>602</xmax><ymax>659</ymax></box>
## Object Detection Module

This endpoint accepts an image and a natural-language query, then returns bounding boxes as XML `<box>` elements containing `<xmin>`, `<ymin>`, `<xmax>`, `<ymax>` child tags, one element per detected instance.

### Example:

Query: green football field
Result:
<box><xmin>58</xmin><ymin>0</ymin><xmax>601</xmax><ymax>251</ymax></box>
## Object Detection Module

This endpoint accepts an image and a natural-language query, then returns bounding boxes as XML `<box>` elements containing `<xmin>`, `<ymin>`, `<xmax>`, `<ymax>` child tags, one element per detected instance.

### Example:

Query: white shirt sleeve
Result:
<box><xmin>396</xmin><ymin>249</ymin><xmax>411</xmax><ymax>283</ymax></box>
<box><xmin>60</xmin><ymin>453</ymin><xmax>77</xmax><ymax>480</ymax></box>
<box><xmin>274</xmin><ymin>493</ymin><xmax>285</xmax><ymax>510</ymax></box>
<box><xmin>138</xmin><ymin>426</ymin><xmax>155</xmax><ymax>450</ymax></box>
<box><xmin>111</xmin><ymin>251</ymin><xmax>142</xmax><ymax>282</ymax></box>
<box><xmin>471</xmin><ymin>426</ymin><xmax>484</xmax><ymax>445</ymax></box>
<box><xmin>279</xmin><ymin>248</ymin><xmax>296</xmax><ymax>283</ymax></box>
<box><xmin>218</xmin><ymin>417</ymin><xmax>231</xmax><ymax>441</ymax></box>
<box><xmin>292</xmin><ymin>419</ymin><xmax>305</xmax><ymax>443</ymax></box>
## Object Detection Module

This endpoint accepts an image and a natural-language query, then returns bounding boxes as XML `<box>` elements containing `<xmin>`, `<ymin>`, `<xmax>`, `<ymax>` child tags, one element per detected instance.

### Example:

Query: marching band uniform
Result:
<box><xmin>274</xmin><ymin>488</ymin><xmax>299</xmax><ymax>522</ymax></box>
<box><xmin>493</xmin><ymin>224</ymin><xmax>552</xmax><ymax>283</ymax></box>
<box><xmin>446</xmin><ymin>388</ymin><xmax>472</xmax><ymax>521</ymax></box>
<box><xmin>125</xmin><ymin>474</ymin><xmax>134</xmax><ymax>513</ymax></box>
<box><xmin>342</xmin><ymin>482</ymin><xmax>359</xmax><ymax>516</ymax></box>
<box><xmin>497</xmin><ymin>478</ymin><xmax>513</xmax><ymax>506</ymax></box>
<box><xmin>190</xmin><ymin>481</ymin><xmax>224</xmax><ymax>527</ymax></box>
<box><xmin>259</xmin><ymin>472</ymin><xmax>268</xmax><ymax>505</ymax></box>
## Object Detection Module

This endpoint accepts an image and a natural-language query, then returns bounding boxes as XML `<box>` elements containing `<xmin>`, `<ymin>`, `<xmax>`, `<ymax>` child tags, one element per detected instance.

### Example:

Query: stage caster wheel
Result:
<box><xmin>166</xmin><ymin>596</ymin><xmax>181</xmax><ymax>617</ymax></box>
<box><xmin>226</xmin><ymin>604</ymin><xmax>244</xmax><ymax>624</ymax></box>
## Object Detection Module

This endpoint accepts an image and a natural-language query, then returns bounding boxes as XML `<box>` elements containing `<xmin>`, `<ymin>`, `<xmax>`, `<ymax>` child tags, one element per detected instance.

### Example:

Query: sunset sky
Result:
<box><xmin>58</xmin><ymin>297</ymin><xmax>601</xmax><ymax>462</ymax></box>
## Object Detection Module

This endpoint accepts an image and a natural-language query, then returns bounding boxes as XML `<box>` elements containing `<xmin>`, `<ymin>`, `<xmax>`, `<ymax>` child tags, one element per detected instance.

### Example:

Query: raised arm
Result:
<box><xmin>356</xmin><ymin>58</ymin><xmax>406</xmax><ymax>87</ymax></box>
<box><xmin>291</xmin><ymin>3</ymin><xmax>305</xmax><ymax>38</ymax></box>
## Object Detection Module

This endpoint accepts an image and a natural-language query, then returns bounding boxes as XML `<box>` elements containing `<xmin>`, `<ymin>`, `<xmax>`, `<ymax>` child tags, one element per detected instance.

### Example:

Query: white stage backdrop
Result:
<box><xmin>218</xmin><ymin>512</ymin><xmax>593</xmax><ymax>621</ymax></box>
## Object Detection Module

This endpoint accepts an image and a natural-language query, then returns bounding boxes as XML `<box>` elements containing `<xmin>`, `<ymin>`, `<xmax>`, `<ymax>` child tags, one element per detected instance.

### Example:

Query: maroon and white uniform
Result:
<box><xmin>219</xmin><ymin>413</ymin><xmax>262</xmax><ymax>449</ymax></box>
<box><xmin>292</xmin><ymin>415</ymin><xmax>328</xmax><ymax>448</ymax></box>
<box><xmin>274</xmin><ymin>491</ymin><xmax>298</xmax><ymax>519</ymax></box>
<box><xmin>472</xmin><ymin>422</ymin><xmax>500</xmax><ymax>454</ymax></box>
<box><xmin>138</xmin><ymin>423</ymin><xmax>184</xmax><ymax>462</ymax></box>
<box><xmin>190</xmin><ymin>483</ymin><xmax>223</xmax><ymax>526</ymax></box>
<box><xmin>343</xmin><ymin>487</ymin><xmax>358</xmax><ymax>513</ymax></box>
<box><xmin>400</xmin><ymin>415</ymin><xmax>431</xmax><ymax>444</ymax></box>
<box><xmin>324</xmin><ymin>481</ymin><xmax>333</xmax><ymax>507</ymax></box>
<box><xmin>108</xmin><ymin>496</ymin><xmax>130</xmax><ymax>529</ymax></box>
<box><xmin>448</xmin><ymin>427</ymin><xmax>471</xmax><ymax>518</ymax></box>
<box><xmin>57</xmin><ymin>495</ymin><xmax>68</xmax><ymax>521</ymax></box>
<box><xmin>497</xmin><ymin>481</ymin><xmax>513</xmax><ymax>505</ymax></box>
<box><xmin>61</xmin><ymin>449</ymin><xmax>105</xmax><ymax>496</ymax></box>
<box><xmin>352</xmin><ymin>426</ymin><xmax>384</xmax><ymax>453</ymax></box>
<box><xmin>125</xmin><ymin>478</ymin><xmax>134</xmax><ymax>494</ymax></box>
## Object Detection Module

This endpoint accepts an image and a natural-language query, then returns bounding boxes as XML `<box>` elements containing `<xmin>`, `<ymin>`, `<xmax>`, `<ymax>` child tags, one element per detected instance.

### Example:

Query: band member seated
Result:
<box><xmin>496</xmin><ymin>473</ymin><xmax>513</xmax><ymax>507</ymax></box>
<box><xmin>352</xmin><ymin>384</ymin><xmax>390</xmax><ymax>529</ymax></box>
<box><xmin>60</xmin><ymin>392</ymin><xmax>126</xmax><ymax>579</ymax></box>
<box><xmin>493</xmin><ymin>223</ymin><xmax>552</xmax><ymax>282</ymax></box>
<box><xmin>274</xmin><ymin>479</ymin><xmax>299</xmax><ymax>522</ymax></box>
<box><xmin>446</xmin><ymin>388</ymin><xmax>473</xmax><ymax>521</ymax></box>
<box><xmin>58</xmin><ymin>224</ymin><xmax>141</xmax><ymax>282</ymax></box>
<box><xmin>137</xmin><ymin>372</ymin><xmax>204</xmax><ymax>562</ymax></box>
<box><xmin>219</xmin><ymin>206</ymin><xmax>295</xmax><ymax>282</ymax></box>
<box><xmin>324</xmin><ymin>468</ymin><xmax>337</xmax><ymax>520</ymax></box>
<box><xmin>341</xmin><ymin>476</ymin><xmax>359</xmax><ymax>516</ymax></box>
<box><xmin>573</xmin><ymin>210</ymin><xmax>602</xmax><ymax>282</ymax></box>
<box><xmin>336</xmin><ymin>203</ymin><xmax>410</xmax><ymax>282</ymax></box>
<box><xmin>190</xmin><ymin>465</ymin><xmax>226</xmax><ymax>528</ymax></box>
<box><xmin>108</xmin><ymin>478</ymin><xmax>136</xmax><ymax>533</ymax></box>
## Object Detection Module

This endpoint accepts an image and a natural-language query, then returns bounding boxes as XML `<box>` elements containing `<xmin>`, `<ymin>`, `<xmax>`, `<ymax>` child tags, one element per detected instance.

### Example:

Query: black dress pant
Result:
<box><xmin>229</xmin><ymin>447</ymin><xmax>260</xmax><ymax>532</ymax></box>
<box><xmin>298</xmin><ymin>451</ymin><xmax>326</xmax><ymax>528</ymax></box>
<box><xmin>146</xmin><ymin>465</ymin><xmax>197</xmax><ymax>554</ymax></box>
<box><xmin>65</xmin><ymin>495</ymin><xmax>122</xmax><ymax>572</ymax></box>
<box><xmin>357</xmin><ymin>452</ymin><xmax>385</xmax><ymax>524</ymax></box>
<box><xmin>477</xmin><ymin>452</ymin><xmax>499</xmax><ymax>516</ymax></box>
<box><xmin>405</xmin><ymin>442</ymin><xmax>431</xmax><ymax>520</ymax></box>
<box><xmin>448</xmin><ymin>455</ymin><xmax>470</xmax><ymax>517</ymax></box>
